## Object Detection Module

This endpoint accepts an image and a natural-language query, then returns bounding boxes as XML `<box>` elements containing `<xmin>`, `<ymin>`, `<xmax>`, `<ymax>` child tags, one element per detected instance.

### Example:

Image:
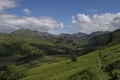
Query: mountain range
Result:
<box><xmin>10</xmin><ymin>29</ymin><xmax>110</xmax><ymax>40</ymax></box>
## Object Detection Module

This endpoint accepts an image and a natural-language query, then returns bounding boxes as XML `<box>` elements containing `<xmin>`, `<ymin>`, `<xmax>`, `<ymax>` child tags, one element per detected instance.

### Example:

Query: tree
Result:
<box><xmin>0</xmin><ymin>64</ymin><xmax>25</xmax><ymax>80</ymax></box>
<box><xmin>65</xmin><ymin>46</ymin><xmax>77</xmax><ymax>62</ymax></box>
<box><xmin>71</xmin><ymin>55</ymin><xmax>77</xmax><ymax>62</ymax></box>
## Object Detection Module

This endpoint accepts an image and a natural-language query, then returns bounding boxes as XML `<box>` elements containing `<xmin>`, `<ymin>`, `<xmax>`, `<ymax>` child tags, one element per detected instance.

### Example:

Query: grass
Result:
<box><xmin>18</xmin><ymin>52</ymin><xmax>106</xmax><ymax>80</ymax></box>
<box><xmin>18</xmin><ymin>43</ymin><xmax>120</xmax><ymax>80</ymax></box>
<box><xmin>20</xmin><ymin>55</ymin><xmax>69</xmax><ymax>68</ymax></box>
<box><xmin>0</xmin><ymin>54</ymin><xmax>22</xmax><ymax>66</ymax></box>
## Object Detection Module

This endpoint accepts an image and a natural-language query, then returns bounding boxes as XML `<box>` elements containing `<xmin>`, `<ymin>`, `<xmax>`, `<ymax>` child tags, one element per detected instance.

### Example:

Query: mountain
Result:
<box><xmin>114</xmin><ymin>29</ymin><xmax>120</xmax><ymax>32</ymax></box>
<box><xmin>59</xmin><ymin>33</ymin><xmax>71</xmax><ymax>38</ymax></box>
<box><xmin>87</xmin><ymin>31</ymin><xmax>110</xmax><ymax>40</ymax></box>
<box><xmin>59</xmin><ymin>32</ymin><xmax>87</xmax><ymax>39</ymax></box>
<box><xmin>11</xmin><ymin>29</ymin><xmax>110</xmax><ymax>40</ymax></box>
<box><xmin>11</xmin><ymin>29</ymin><xmax>53</xmax><ymax>38</ymax></box>
<box><xmin>58</xmin><ymin>31</ymin><xmax>110</xmax><ymax>41</ymax></box>
<box><xmin>71</xmin><ymin>32</ymin><xmax>88</xmax><ymax>40</ymax></box>
<box><xmin>87</xmin><ymin>29</ymin><xmax>120</xmax><ymax>50</ymax></box>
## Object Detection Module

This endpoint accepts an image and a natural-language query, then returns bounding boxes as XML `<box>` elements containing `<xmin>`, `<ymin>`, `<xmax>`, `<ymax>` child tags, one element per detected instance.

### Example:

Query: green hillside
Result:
<box><xmin>0</xmin><ymin>29</ymin><xmax>120</xmax><ymax>80</ymax></box>
<box><xmin>18</xmin><ymin>43</ymin><xmax>120</xmax><ymax>80</ymax></box>
<box><xmin>0</xmin><ymin>35</ymin><xmax>55</xmax><ymax>66</ymax></box>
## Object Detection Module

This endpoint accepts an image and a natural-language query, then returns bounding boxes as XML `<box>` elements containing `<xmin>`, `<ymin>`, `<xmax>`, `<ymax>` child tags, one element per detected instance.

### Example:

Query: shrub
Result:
<box><xmin>0</xmin><ymin>64</ymin><xmax>25</xmax><ymax>80</ymax></box>
<box><xmin>68</xmin><ymin>69</ymin><xmax>95</xmax><ymax>80</ymax></box>
<box><xmin>17</xmin><ymin>48</ymin><xmax>45</xmax><ymax>64</ymax></box>
<box><xmin>104</xmin><ymin>60</ymin><xmax>120</xmax><ymax>80</ymax></box>
<box><xmin>111</xmin><ymin>70</ymin><xmax>120</xmax><ymax>80</ymax></box>
<box><xmin>0</xmin><ymin>40</ymin><xmax>33</xmax><ymax>56</ymax></box>
<box><xmin>0</xmin><ymin>65</ymin><xmax>7</xmax><ymax>71</ymax></box>
<box><xmin>71</xmin><ymin>55</ymin><xmax>77</xmax><ymax>62</ymax></box>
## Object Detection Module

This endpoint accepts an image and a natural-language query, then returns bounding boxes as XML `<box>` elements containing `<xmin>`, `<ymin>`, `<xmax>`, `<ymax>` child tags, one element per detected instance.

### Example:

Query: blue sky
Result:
<box><xmin>0</xmin><ymin>0</ymin><xmax>120</xmax><ymax>34</ymax></box>
<box><xmin>8</xmin><ymin>0</ymin><xmax>120</xmax><ymax>20</ymax></box>
<box><xmin>9</xmin><ymin>0</ymin><xmax>120</xmax><ymax>15</ymax></box>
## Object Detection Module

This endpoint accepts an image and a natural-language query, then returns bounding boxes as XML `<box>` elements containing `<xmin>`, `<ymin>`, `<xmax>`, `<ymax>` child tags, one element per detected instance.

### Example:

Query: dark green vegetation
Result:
<box><xmin>0</xmin><ymin>29</ymin><xmax>120</xmax><ymax>80</ymax></box>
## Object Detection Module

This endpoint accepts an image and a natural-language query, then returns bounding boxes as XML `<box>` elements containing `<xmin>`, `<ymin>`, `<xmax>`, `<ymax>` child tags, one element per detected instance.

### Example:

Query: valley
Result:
<box><xmin>0</xmin><ymin>29</ymin><xmax>120</xmax><ymax>80</ymax></box>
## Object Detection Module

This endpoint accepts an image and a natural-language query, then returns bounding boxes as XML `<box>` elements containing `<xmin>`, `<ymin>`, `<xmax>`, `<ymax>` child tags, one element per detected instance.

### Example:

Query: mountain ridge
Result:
<box><xmin>8</xmin><ymin>29</ymin><xmax>111</xmax><ymax>40</ymax></box>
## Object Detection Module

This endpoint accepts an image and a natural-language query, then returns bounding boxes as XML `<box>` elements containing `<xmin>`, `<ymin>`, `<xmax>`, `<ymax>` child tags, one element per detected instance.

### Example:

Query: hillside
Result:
<box><xmin>88</xmin><ymin>29</ymin><xmax>120</xmax><ymax>49</ymax></box>
<box><xmin>19</xmin><ymin>42</ymin><xmax>120</xmax><ymax>80</ymax></box>
<box><xmin>0</xmin><ymin>29</ymin><xmax>120</xmax><ymax>80</ymax></box>
<box><xmin>11</xmin><ymin>29</ymin><xmax>55</xmax><ymax>39</ymax></box>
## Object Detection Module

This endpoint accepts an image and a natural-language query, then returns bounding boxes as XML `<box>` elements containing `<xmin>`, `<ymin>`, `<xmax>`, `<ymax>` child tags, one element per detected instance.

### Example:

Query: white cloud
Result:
<box><xmin>72</xmin><ymin>12</ymin><xmax>120</xmax><ymax>34</ymax></box>
<box><xmin>0</xmin><ymin>0</ymin><xmax>64</xmax><ymax>32</ymax></box>
<box><xmin>0</xmin><ymin>0</ymin><xmax>64</xmax><ymax>33</ymax></box>
<box><xmin>0</xmin><ymin>14</ymin><xmax>64</xmax><ymax>33</ymax></box>
<box><xmin>0</xmin><ymin>0</ymin><xmax>17</xmax><ymax>12</ymax></box>
<box><xmin>23</xmin><ymin>8</ymin><xmax>31</xmax><ymax>15</ymax></box>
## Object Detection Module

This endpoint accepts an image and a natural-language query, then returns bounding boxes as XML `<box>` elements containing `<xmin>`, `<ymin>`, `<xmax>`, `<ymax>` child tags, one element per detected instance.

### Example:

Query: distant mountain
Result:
<box><xmin>71</xmin><ymin>32</ymin><xmax>88</xmax><ymax>39</ymax></box>
<box><xmin>58</xmin><ymin>31</ymin><xmax>109</xmax><ymax>41</ymax></box>
<box><xmin>59</xmin><ymin>33</ymin><xmax>71</xmax><ymax>37</ymax></box>
<box><xmin>88</xmin><ymin>29</ymin><xmax>120</xmax><ymax>49</ymax></box>
<box><xmin>11</xmin><ymin>29</ymin><xmax>53</xmax><ymax>38</ymax></box>
<box><xmin>10</xmin><ymin>29</ymin><xmax>111</xmax><ymax>42</ymax></box>
<box><xmin>87</xmin><ymin>31</ymin><xmax>110</xmax><ymax>41</ymax></box>
<box><xmin>89</xmin><ymin>31</ymin><xmax>109</xmax><ymax>36</ymax></box>
<box><xmin>59</xmin><ymin>32</ymin><xmax>87</xmax><ymax>39</ymax></box>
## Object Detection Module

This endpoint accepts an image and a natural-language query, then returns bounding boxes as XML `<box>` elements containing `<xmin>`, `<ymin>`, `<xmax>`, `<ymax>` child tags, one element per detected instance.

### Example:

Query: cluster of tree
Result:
<box><xmin>0</xmin><ymin>40</ymin><xmax>33</xmax><ymax>56</ymax></box>
<box><xmin>47</xmin><ymin>45</ymin><xmax>78</xmax><ymax>62</ymax></box>
<box><xmin>0</xmin><ymin>37</ymin><xmax>79</xmax><ymax>64</ymax></box>
<box><xmin>0</xmin><ymin>64</ymin><xmax>25</xmax><ymax>80</ymax></box>
<box><xmin>98</xmin><ymin>49</ymin><xmax>120</xmax><ymax>80</ymax></box>
<box><xmin>68</xmin><ymin>69</ymin><xmax>95</xmax><ymax>80</ymax></box>
<box><xmin>17</xmin><ymin>49</ymin><xmax>45</xmax><ymax>64</ymax></box>
<box><xmin>105</xmin><ymin>60</ymin><xmax>120</xmax><ymax>80</ymax></box>
<box><xmin>0</xmin><ymin>40</ymin><xmax>46</xmax><ymax>63</ymax></box>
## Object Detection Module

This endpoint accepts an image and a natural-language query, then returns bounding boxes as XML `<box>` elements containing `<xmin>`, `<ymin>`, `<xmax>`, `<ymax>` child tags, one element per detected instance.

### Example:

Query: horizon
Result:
<box><xmin>0</xmin><ymin>28</ymin><xmax>115</xmax><ymax>35</ymax></box>
<box><xmin>0</xmin><ymin>0</ymin><xmax>120</xmax><ymax>34</ymax></box>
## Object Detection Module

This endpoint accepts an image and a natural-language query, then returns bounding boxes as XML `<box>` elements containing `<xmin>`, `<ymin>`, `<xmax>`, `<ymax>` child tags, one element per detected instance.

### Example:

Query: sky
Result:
<box><xmin>0</xmin><ymin>0</ymin><xmax>120</xmax><ymax>34</ymax></box>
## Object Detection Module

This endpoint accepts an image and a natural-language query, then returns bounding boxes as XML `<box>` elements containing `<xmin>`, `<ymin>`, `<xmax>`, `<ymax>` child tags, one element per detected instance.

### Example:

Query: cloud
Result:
<box><xmin>0</xmin><ymin>0</ymin><xmax>64</xmax><ymax>33</ymax></box>
<box><xmin>23</xmin><ymin>8</ymin><xmax>31</xmax><ymax>15</ymax></box>
<box><xmin>0</xmin><ymin>14</ymin><xmax>64</xmax><ymax>33</ymax></box>
<box><xmin>72</xmin><ymin>12</ymin><xmax>120</xmax><ymax>34</ymax></box>
<box><xmin>0</xmin><ymin>0</ymin><xmax>17</xmax><ymax>12</ymax></box>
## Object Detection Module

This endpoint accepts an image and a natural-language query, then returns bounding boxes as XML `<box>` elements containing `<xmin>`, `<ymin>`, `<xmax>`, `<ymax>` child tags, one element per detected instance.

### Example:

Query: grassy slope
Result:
<box><xmin>19</xmin><ymin>51</ymin><xmax>107</xmax><ymax>80</ymax></box>
<box><xmin>20</xmin><ymin>55</ymin><xmax>69</xmax><ymax>68</ymax></box>
<box><xmin>19</xmin><ymin>43</ymin><xmax>120</xmax><ymax>80</ymax></box>
<box><xmin>0</xmin><ymin>35</ymin><xmax>54</xmax><ymax>66</ymax></box>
